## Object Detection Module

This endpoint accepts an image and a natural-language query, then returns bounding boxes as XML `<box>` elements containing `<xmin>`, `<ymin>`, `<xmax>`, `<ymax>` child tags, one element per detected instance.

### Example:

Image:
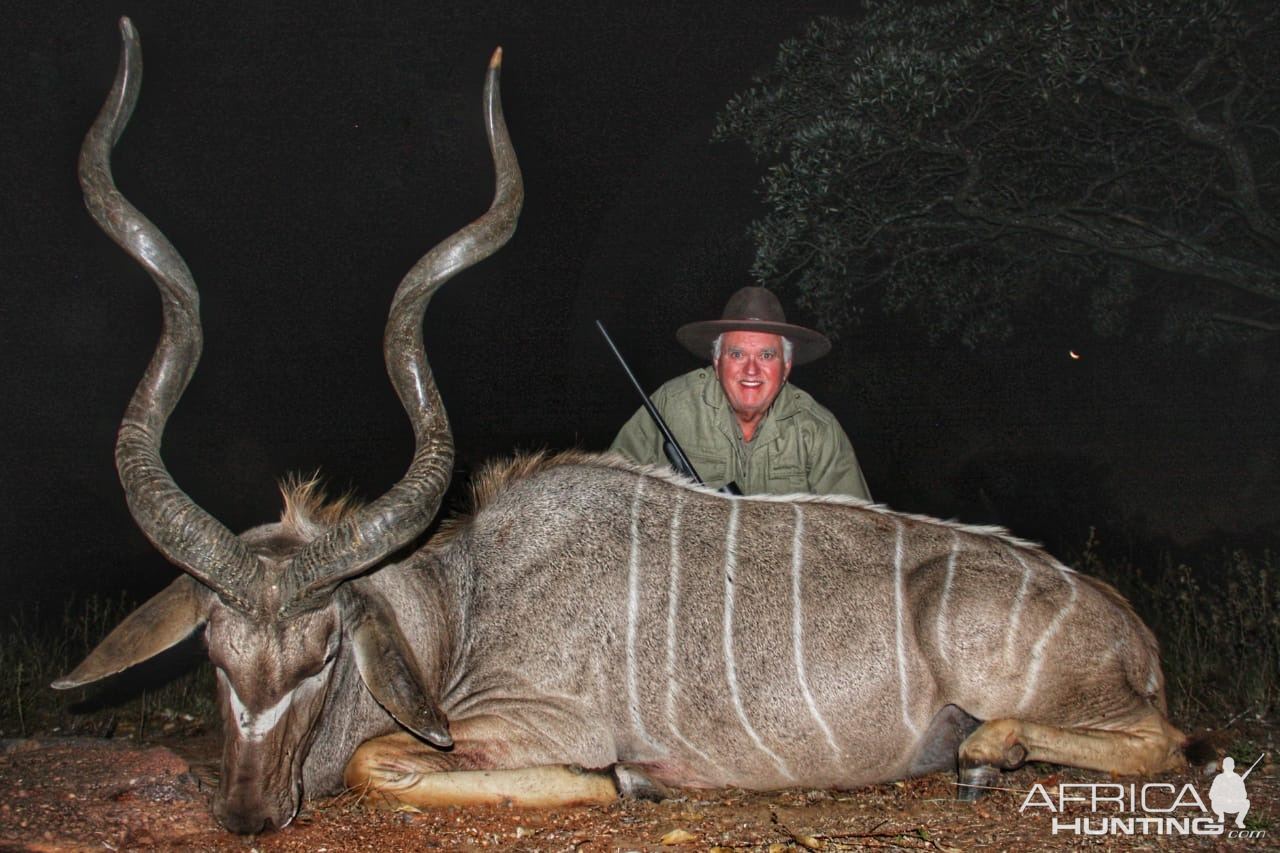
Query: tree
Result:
<box><xmin>714</xmin><ymin>0</ymin><xmax>1280</xmax><ymax>346</ymax></box>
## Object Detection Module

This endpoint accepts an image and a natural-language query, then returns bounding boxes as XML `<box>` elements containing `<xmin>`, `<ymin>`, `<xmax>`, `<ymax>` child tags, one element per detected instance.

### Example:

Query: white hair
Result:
<box><xmin>712</xmin><ymin>333</ymin><xmax>793</xmax><ymax>363</ymax></box>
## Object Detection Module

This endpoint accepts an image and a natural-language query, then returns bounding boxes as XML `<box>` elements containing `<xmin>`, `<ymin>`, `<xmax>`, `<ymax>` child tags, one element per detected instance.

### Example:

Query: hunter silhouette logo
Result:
<box><xmin>1210</xmin><ymin>754</ymin><xmax>1261</xmax><ymax>828</ymax></box>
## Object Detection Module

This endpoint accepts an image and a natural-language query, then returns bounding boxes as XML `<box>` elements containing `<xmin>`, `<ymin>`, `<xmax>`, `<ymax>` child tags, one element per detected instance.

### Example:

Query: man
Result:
<box><xmin>610</xmin><ymin>286</ymin><xmax>870</xmax><ymax>498</ymax></box>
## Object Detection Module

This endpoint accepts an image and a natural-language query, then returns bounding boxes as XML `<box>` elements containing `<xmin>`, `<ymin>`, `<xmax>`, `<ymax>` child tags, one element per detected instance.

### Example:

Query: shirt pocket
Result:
<box><xmin>766</xmin><ymin>433</ymin><xmax>809</xmax><ymax>493</ymax></box>
<box><xmin>767</xmin><ymin>462</ymin><xmax>808</xmax><ymax>494</ymax></box>
<box><xmin>683</xmin><ymin>448</ymin><xmax>730</xmax><ymax>490</ymax></box>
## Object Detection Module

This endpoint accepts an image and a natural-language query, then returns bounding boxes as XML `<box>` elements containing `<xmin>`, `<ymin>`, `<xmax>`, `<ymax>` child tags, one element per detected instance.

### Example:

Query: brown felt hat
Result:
<box><xmin>676</xmin><ymin>286</ymin><xmax>831</xmax><ymax>365</ymax></box>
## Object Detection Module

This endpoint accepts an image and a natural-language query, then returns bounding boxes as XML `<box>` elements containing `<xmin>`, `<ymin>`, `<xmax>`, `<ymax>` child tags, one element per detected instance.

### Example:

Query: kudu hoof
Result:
<box><xmin>956</xmin><ymin>763</ymin><xmax>1002</xmax><ymax>801</ymax></box>
<box><xmin>611</xmin><ymin>763</ymin><xmax>675</xmax><ymax>802</ymax></box>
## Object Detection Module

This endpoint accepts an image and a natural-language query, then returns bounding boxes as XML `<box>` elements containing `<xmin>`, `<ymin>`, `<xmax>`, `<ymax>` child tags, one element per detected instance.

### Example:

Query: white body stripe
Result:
<box><xmin>1002</xmin><ymin>547</ymin><xmax>1033</xmax><ymax>666</ymax></box>
<box><xmin>1017</xmin><ymin>562</ymin><xmax>1078</xmax><ymax>711</ymax></box>
<box><xmin>893</xmin><ymin>521</ymin><xmax>920</xmax><ymax>736</ymax></box>
<box><xmin>662</xmin><ymin>491</ymin><xmax>721</xmax><ymax>771</ymax></box>
<box><xmin>1145</xmin><ymin>662</ymin><xmax>1160</xmax><ymax>696</ymax></box>
<box><xmin>935</xmin><ymin>533</ymin><xmax>961</xmax><ymax>666</ymax></box>
<box><xmin>790</xmin><ymin>504</ymin><xmax>842</xmax><ymax>756</ymax></box>
<box><xmin>626</xmin><ymin>475</ymin><xmax>661</xmax><ymax>752</ymax></box>
<box><xmin>722</xmin><ymin>500</ymin><xmax>793</xmax><ymax>779</ymax></box>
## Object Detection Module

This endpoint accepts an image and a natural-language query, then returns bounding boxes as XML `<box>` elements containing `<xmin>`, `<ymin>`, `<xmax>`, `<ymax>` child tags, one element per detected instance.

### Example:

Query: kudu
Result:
<box><xmin>59</xmin><ymin>18</ymin><xmax>1186</xmax><ymax>836</ymax></box>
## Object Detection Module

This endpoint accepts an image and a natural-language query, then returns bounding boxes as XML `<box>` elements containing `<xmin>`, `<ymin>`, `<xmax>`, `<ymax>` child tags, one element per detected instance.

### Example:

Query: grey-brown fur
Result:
<box><xmin>398</xmin><ymin>450</ymin><xmax>1178</xmax><ymax>792</ymax></box>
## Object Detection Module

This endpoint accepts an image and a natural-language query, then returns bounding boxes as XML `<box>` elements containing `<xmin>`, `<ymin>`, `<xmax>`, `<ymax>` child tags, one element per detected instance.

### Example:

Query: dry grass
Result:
<box><xmin>0</xmin><ymin>593</ymin><xmax>215</xmax><ymax>738</ymax></box>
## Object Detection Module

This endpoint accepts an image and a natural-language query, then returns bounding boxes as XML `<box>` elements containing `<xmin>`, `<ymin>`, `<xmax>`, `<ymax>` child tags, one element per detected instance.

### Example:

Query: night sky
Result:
<box><xmin>3</xmin><ymin>2</ymin><xmax>1277</xmax><ymax>617</ymax></box>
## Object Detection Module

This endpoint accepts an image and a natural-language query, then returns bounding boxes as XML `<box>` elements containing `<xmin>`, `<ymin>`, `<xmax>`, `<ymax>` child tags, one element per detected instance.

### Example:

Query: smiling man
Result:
<box><xmin>610</xmin><ymin>287</ymin><xmax>871</xmax><ymax>498</ymax></box>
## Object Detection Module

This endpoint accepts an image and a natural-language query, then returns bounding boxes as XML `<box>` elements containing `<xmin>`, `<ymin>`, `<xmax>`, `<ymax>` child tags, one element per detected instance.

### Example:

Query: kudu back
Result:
<box><xmin>59</xmin><ymin>19</ymin><xmax>1185</xmax><ymax>836</ymax></box>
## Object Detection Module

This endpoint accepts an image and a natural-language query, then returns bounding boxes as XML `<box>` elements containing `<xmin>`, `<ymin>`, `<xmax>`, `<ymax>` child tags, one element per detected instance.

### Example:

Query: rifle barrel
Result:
<box><xmin>1241</xmin><ymin>752</ymin><xmax>1266</xmax><ymax>780</ymax></box>
<box><xmin>596</xmin><ymin>320</ymin><xmax>703</xmax><ymax>485</ymax></box>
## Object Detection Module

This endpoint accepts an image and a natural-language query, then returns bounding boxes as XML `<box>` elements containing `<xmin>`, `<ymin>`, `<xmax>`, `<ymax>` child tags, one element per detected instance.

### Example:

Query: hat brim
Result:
<box><xmin>676</xmin><ymin>319</ymin><xmax>831</xmax><ymax>365</ymax></box>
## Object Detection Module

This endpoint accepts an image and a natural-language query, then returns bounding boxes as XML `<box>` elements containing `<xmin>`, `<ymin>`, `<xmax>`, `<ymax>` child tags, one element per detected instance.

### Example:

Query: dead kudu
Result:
<box><xmin>58</xmin><ymin>19</ymin><xmax>1186</xmax><ymax>836</ymax></box>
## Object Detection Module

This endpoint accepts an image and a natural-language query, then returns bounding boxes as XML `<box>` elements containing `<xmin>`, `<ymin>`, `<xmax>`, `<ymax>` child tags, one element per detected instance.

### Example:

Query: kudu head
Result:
<box><xmin>53</xmin><ymin>18</ymin><xmax>522</xmax><ymax>834</ymax></box>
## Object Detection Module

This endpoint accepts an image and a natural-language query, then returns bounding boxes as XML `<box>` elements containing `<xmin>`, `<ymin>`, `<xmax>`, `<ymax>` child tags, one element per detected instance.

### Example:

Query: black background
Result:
<box><xmin>4</xmin><ymin>1</ymin><xmax>1276</xmax><ymax>617</ymax></box>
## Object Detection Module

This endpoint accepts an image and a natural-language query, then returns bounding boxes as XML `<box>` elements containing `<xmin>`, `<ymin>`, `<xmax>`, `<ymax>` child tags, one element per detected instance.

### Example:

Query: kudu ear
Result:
<box><xmin>345</xmin><ymin>587</ymin><xmax>452</xmax><ymax>748</ymax></box>
<box><xmin>52</xmin><ymin>575</ymin><xmax>214</xmax><ymax>690</ymax></box>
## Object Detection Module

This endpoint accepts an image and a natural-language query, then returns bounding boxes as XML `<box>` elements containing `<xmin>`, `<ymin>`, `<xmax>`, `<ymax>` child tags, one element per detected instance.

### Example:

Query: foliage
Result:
<box><xmin>715</xmin><ymin>0</ymin><xmax>1280</xmax><ymax>346</ymax></box>
<box><xmin>1077</xmin><ymin>535</ymin><xmax>1279</xmax><ymax>722</ymax></box>
<box><xmin>0</xmin><ymin>595</ymin><xmax>214</xmax><ymax>739</ymax></box>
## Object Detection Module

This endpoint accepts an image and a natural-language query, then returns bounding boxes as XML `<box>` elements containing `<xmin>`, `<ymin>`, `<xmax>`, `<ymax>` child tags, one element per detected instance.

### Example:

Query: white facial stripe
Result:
<box><xmin>223</xmin><ymin>660</ymin><xmax>331</xmax><ymax>743</ymax></box>
<box><xmin>227</xmin><ymin>678</ymin><xmax>294</xmax><ymax>743</ymax></box>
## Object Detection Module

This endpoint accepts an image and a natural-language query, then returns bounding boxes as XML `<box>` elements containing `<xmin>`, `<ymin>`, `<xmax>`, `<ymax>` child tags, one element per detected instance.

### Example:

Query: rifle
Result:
<box><xmin>596</xmin><ymin>320</ymin><xmax>740</xmax><ymax>495</ymax></box>
<box><xmin>1241</xmin><ymin>752</ymin><xmax>1266</xmax><ymax>781</ymax></box>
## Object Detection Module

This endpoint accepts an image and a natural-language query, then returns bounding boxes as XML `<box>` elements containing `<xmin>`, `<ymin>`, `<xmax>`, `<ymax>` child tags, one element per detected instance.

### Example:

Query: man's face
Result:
<box><xmin>713</xmin><ymin>330</ymin><xmax>792</xmax><ymax>427</ymax></box>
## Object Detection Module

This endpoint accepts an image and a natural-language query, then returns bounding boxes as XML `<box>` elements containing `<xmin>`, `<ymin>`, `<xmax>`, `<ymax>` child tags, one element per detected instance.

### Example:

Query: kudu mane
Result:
<box><xmin>276</xmin><ymin>476</ymin><xmax>364</xmax><ymax>542</ymax></box>
<box><xmin>454</xmin><ymin>448</ymin><xmax>1063</xmax><ymax>556</ymax></box>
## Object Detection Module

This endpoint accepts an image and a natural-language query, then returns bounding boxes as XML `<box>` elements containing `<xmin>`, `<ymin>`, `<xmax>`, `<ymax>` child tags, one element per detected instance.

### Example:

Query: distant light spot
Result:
<box><xmin>1068</xmin><ymin>350</ymin><xmax>1081</xmax><ymax>360</ymax></box>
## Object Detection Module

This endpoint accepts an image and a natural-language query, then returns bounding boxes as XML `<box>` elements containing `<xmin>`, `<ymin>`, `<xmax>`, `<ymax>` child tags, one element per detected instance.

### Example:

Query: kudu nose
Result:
<box><xmin>220</xmin><ymin>811</ymin><xmax>277</xmax><ymax>835</ymax></box>
<box><xmin>217</xmin><ymin>791</ymin><xmax>293</xmax><ymax>835</ymax></box>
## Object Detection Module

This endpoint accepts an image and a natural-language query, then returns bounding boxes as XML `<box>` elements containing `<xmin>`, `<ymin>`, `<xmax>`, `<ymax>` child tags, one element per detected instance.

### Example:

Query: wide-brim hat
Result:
<box><xmin>676</xmin><ymin>286</ymin><xmax>831</xmax><ymax>365</ymax></box>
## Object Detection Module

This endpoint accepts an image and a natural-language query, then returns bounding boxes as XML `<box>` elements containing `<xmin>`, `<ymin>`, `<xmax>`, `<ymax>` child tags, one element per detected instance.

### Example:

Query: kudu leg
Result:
<box><xmin>955</xmin><ymin>712</ymin><xmax>1186</xmax><ymax>800</ymax></box>
<box><xmin>344</xmin><ymin>720</ymin><xmax>619</xmax><ymax>809</ymax></box>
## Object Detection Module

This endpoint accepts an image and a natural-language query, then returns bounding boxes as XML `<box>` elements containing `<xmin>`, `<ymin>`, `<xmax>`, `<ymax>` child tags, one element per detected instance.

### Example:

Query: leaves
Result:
<box><xmin>660</xmin><ymin>827</ymin><xmax>699</xmax><ymax>844</ymax></box>
<box><xmin>715</xmin><ymin>0</ymin><xmax>1280</xmax><ymax>346</ymax></box>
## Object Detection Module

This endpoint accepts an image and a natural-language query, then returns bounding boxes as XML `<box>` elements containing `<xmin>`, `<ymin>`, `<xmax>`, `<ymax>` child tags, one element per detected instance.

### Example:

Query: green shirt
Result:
<box><xmin>609</xmin><ymin>368</ymin><xmax>871</xmax><ymax>499</ymax></box>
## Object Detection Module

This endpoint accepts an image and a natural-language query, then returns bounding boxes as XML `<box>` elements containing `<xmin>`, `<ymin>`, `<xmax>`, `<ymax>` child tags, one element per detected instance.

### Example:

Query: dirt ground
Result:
<box><xmin>0</xmin><ymin>720</ymin><xmax>1275</xmax><ymax>852</ymax></box>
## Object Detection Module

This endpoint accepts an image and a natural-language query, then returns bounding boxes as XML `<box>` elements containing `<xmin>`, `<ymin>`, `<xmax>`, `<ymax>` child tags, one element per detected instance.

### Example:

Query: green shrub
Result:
<box><xmin>1075</xmin><ymin>533</ymin><xmax>1278</xmax><ymax>723</ymax></box>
